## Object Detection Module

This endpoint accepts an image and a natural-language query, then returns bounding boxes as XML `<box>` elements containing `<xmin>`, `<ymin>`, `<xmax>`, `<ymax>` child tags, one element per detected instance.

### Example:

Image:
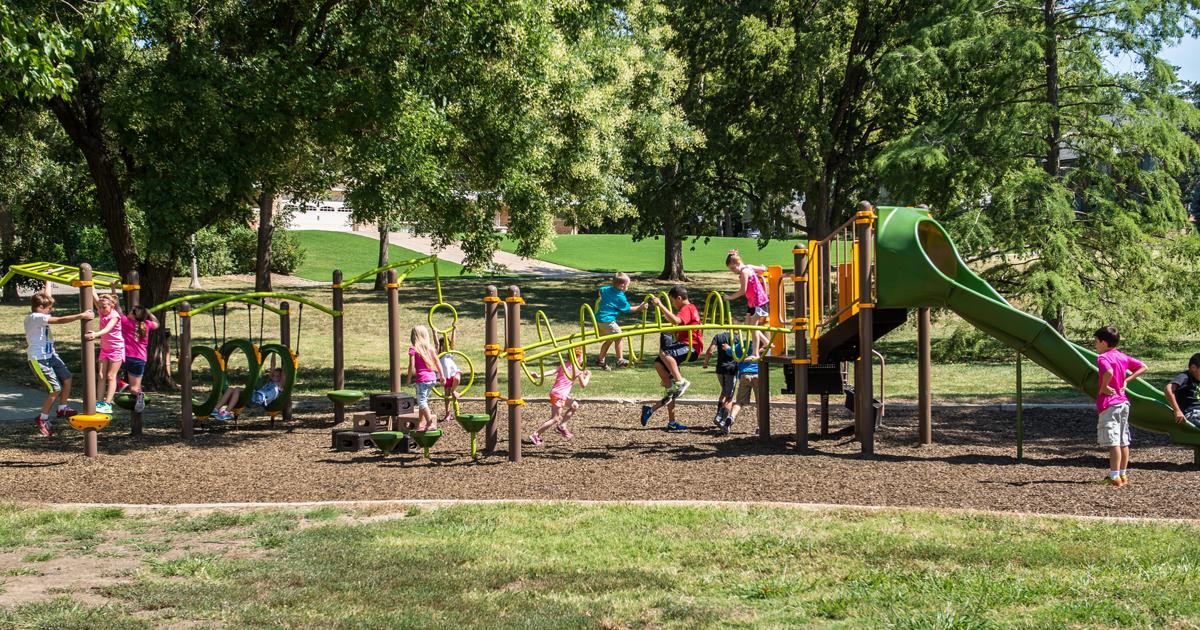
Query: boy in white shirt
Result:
<box><xmin>25</xmin><ymin>284</ymin><xmax>94</xmax><ymax>436</ymax></box>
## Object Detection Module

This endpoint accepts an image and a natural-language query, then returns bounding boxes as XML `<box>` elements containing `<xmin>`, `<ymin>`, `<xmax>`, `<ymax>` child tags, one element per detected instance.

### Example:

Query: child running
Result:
<box><xmin>720</xmin><ymin>330</ymin><xmax>770</xmax><ymax>435</ymax></box>
<box><xmin>85</xmin><ymin>290</ymin><xmax>124</xmax><ymax>414</ymax></box>
<box><xmin>438</xmin><ymin>332</ymin><xmax>461</xmax><ymax>424</ymax></box>
<box><xmin>530</xmin><ymin>346</ymin><xmax>592</xmax><ymax>445</ymax></box>
<box><xmin>26</xmin><ymin>283</ymin><xmax>94</xmax><ymax>436</ymax></box>
<box><xmin>725</xmin><ymin>249</ymin><xmax>769</xmax><ymax>325</ymax></box>
<box><xmin>407</xmin><ymin>325</ymin><xmax>445</xmax><ymax>432</ymax></box>
<box><xmin>120</xmin><ymin>305</ymin><xmax>158</xmax><ymax>412</ymax></box>
<box><xmin>210</xmin><ymin>367</ymin><xmax>284</xmax><ymax>421</ymax></box>
<box><xmin>703</xmin><ymin>330</ymin><xmax>739</xmax><ymax>429</ymax></box>
<box><xmin>640</xmin><ymin>285</ymin><xmax>703</xmax><ymax>431</ymax></box>
<box><xmin>1093</xmin><ymin>325</ymin><xmax>1146</xmax><ymax>487</ymax></box>
<box><xmin>594</xmin><ymin>272</ymin><xmax>648</xmax><ymax>370</ymax></box>
<box><xmin>1164</xmin><ymin>352</ymin><xmax>1200</xmax><ymax>430</ymax></box>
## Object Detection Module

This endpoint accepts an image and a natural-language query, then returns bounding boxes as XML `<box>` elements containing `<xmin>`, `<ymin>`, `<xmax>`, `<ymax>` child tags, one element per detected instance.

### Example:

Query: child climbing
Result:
<box><xmin>120</xmin><ymin>305</ymin><xmax>158</xmax><ymax>412</ymax></box>
<box><xmin>438</xmin><ymin>332</ymin><xmax>461</xmax><ymax>424</ymax></box>
<box><xmin>721</xmin><ymin>330</ymin><xmax>770</xmax><ymax>435</ymax></box>
<box><xmin>703</xmin><ymin>330</ymin><xmax>739</xmax><ymax>429</ymax></box>
<box><xmin>85</xmin><ymin>290</ymin><xmax>123</xmax><ymax>414</ymax></box>
<box><xmin>209</xmin><ymin>367</ymin><xmax>285</xmax><ymax>421</ymax></box>
<box><xmin>1093</xmin><ymin>325</ymin><xmax>1146</xmax><ymax>487</ymax></box>
<box><xmin>594</xmin><ymin>272</ymin><xmax>649</xmax><ymax>370</ymax></box>
<box><xmin>725</xmin><ymin>249</ymin><xmax>769</xmax><ymax>326</ymax></box>
<box><xmin>408</xmin><ymin>325</ymin><xmax>445</xmax><ymax>432</ymax></box>
<box><xmin>1164</xmin><ymin>352</ymin><xmax>1200</xmax><ymax>430</ymax></box>
<box><xmin>640</xmin><ymin>285</ymin><xmax>703</xmax><ymax>431</ymax></box>
<box><xmin>25</xmin><ymin>283</ymin><xmax>94</xmax><ymax>436</ymax></box>
<box><xmin>530</xmin><ymin>345</ymin><xmax>591</xmax><ymax>445</ymax></box>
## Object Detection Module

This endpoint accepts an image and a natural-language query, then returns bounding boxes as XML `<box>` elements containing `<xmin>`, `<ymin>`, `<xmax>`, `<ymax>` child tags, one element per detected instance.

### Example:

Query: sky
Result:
<box><xmin>1161</xmin><ymin>35</ymin><xmax>1200</xmax><ymax>83</ymax></box>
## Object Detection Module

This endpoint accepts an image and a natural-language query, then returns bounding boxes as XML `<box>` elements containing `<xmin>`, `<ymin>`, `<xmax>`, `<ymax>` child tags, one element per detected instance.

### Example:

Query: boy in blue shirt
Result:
<box><xmin>594</xmin><ymin>272</ymin><xmax>648</xmax><ymax>370</ymax></box>
<box><xmin>720</xmin><ymin>330</ymin><xmax>769</xmax><ymax>435</ymax></box>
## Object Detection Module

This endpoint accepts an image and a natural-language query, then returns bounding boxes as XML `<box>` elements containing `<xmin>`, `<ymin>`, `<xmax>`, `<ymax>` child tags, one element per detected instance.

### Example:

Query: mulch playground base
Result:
<box><xmin>1</xmin><ymin>401</ymin><xmax>1197</xmax><ymax>519</ymax></box>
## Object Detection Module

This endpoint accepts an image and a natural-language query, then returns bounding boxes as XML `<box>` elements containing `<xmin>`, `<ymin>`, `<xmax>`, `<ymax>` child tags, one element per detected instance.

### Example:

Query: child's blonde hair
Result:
<box><xmin>97</xmin><ymin>293</ymin><xmax>120</xmax><ymax>311</ymax></box>
<box><xmin>612</xmin><ymin>272</ymin><xmax>630</xmax><ymax>285</ymax></box>
<box><xmin>411</xmin><ymin>325</ymin><xmax>438</xmax><ymax>366</ymax></box>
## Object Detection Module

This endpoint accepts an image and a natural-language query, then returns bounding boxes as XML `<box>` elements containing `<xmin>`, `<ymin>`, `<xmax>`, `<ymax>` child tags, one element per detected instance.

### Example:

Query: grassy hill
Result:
<box><xmin>499</xmin><ymin>234</ymin><xmax>803</xmax><ymax>273</ymax></box>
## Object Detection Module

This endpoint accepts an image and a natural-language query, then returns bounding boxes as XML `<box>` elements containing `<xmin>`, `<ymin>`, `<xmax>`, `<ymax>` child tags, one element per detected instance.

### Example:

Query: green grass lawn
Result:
<box><xmin>291</xmin><ymin>230</ymin><xmax>466</xmax><ymax>282</ymax></box>
<box><xmin>499</xmin><ymin>234</ymin><xmax>804</xmax><ymax>273</ymax></box>
<box><xmin>2</xmin><ymin>502</ymin><xmax>1199</xmax><ymax>628</ymax></box>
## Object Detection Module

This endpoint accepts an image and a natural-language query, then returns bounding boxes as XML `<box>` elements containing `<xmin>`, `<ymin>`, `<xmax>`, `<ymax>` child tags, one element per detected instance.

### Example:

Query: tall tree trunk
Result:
<box><xmin>722</xmin><ymin>207</ymin><xmax>734</xmax><ymax>237</ymax></box>
<box><xmin>660</xmin><ymin>200</ymin><xmax>688</xmax><ymax>282</ymax></box>
<box><xmin>255</xmin><ymin>189</ymin><xmax>276</xmax><ymax>292</ymax></box>
<box><xmin>374</xmin><ymin>220</ymin><xmax>390</xmax><ymax>290</ymax></box>
<box><xmin>0</xmin><ymin>204</ymin><xmax>20</xmax><ymax>304</ymax></box>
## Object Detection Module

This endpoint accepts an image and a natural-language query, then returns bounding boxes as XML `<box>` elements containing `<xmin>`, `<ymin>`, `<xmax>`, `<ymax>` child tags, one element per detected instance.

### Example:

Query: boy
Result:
<box><xmin>594</xmin><ymin>272</ymin><xmax>648</xmax><ymax>370</ymax></box>
<box><xmin>721</xmin><ymin>330</ymin><xmax>769</xmax><ymax>435</ymax></box>
<box><xmin>26</xmin><ymin>283</ymin><xmax>94</xmax><ymax>436</ymax></box>
<box><xmin>209</xmin><ymin>367</ymin><xmax>285</xmax><ymax>421</ymax></box>
<box><xmin>703</xmin><ymin>330</ymin><xmax>738</xmax><ymax>428</ymax></box>
<box><xmin>639</xmin><ymin>285</ymin><xmax>703</xmax><ymax>431</ymax></box>
<box><xmin>1093</xmin><ymin>325</ymin><xmax>1146</xmax><ymax>487</ymax></box>
<box><xmin>1164</xmin><ymin>352</ymin><xmax>1200</xmax><ymax>430</ymax></box>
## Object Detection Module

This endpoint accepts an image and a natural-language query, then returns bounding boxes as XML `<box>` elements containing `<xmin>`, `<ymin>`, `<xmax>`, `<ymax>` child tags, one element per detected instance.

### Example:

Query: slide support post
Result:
<box><xmin>918</xmin><ymin>307</ymin><xmax>932</xmax><ymax>445</ymax></box>
<box><xmin>1016</xmin><ymin>351</ymin><xmax>1024</xmax><ymax>462</ymax></box>
<box><xmin>793</xmin><ymin>244</ymin><xmax>809</xmax><ymax>449</ymax></box>
<box><xmin>855</xmin><ymin>213</ymin><xmax>875</xmax><ymax>456</ymax></box>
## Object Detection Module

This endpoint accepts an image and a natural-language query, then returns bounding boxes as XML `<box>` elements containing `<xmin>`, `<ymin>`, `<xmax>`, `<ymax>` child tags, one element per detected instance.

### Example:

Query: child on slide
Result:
<box><xmin>120</xmin><ymin>305</ymin><xmax>158</xmax><ymax>412</ymax></box>
<box><xmin>529</xmin><ymin>346</ymin><xmax>591</xmax><ymax>445</ymax></box>
<box><xmin>407</xmin><ymin>325</ymin><xmax>445</xmax><ymax>432</ymax></box>
<box><xmin>1093</xmin><ymin>325</ymin><xmax>1146</xmax><ymax>487</ymax></box>
<box><xmin>26</xmin><ymin>283</ymin><xmax>94</xmax><ymax>436</ymax></box>
<box><xmin>438</xmin><ymin>332</ymin><xmax>461</xmax><ymax>424</ymax></box>
<box><xmin>725</xmin><ymin>249</ymin><xmax>769</xmax><ymax>326</ymax></box>
<box><xmin>210</xmin><ymin>368</ymin><xmax>285</xmax><ymax>421</ymax></box>
<box><xmin>85</xmin><ymin>290</ymin><xmax>124</xmax><ymax>414</ymax></box>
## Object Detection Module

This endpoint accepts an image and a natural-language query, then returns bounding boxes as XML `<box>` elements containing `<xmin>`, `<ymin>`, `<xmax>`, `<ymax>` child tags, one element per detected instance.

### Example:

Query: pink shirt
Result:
<box><xmin>409</xmin><ymin>347</ymin><xmax>437</xmax><ymax>383</ymax></box>
<box><xmin>550</xmin><ymin>363</ymin><xmax>579</xmax><ymax>401</ymax></box>
<box><xmin>1096</xmin><ymin>349</ymin><xmax>1145</xmax><ymax>412</ymax></box>
<box><xmin>100</xmin><ymin>311</ymin><xmax>125</xmax><ymax>354</ymax></box>
<box><xmin>740</xmin><ymin>264</ymin><xmax>769</xmax><ymax>308</ymax></box>
<box><xmin>120</xmin><ymin>314</ymin><xmax>157</xmax><ymax>361</ymax></box>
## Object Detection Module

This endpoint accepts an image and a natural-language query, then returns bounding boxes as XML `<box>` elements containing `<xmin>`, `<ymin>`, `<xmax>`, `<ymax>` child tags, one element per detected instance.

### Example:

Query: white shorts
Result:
<box><xmin>1097</xmin><ymin>403</ymin><xmax>1130</xmax><ymax>447</ymax></box>
<box><xmin>600</xmin><ymin>321</ymin><xmax>620</xmax><ymax>335</ymax></box>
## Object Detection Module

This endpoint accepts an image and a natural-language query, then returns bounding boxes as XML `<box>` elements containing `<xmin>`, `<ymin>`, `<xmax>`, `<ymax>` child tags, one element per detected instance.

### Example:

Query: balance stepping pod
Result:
<box><xmin>326</xmin><ymin>389</ymin><xmax>366</xmax><ymax>406</ymax></box>
<box><xmin>369</xmin><ymin>431</ymin><xmax>407</xmax><ymax>455</ymax></box>
<box><xmin>408</xmin><ymin>429</ymin><xmax>443</xmax><ymax>460</ymax></box>
<box><xmin>455</xmin><ymin>414</ymin><xmax>490</xmax><ymax>459</ymax></box>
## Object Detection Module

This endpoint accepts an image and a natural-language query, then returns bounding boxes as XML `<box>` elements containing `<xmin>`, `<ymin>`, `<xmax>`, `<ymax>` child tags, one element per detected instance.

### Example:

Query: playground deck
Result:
<box><xmin>2</xmin><ymin>402</ymin><xmax>1196</xmax><ymax>519</ymax></box>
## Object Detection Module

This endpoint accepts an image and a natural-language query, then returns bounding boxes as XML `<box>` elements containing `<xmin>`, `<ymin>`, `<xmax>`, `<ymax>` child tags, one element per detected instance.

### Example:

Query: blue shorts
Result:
<box><xmin>122</xmin><ymin>358</ymin><xmax>146</xmax><ymax>378</ymax></box>
<box><xmin>414</xmin><ymin>381</ymin><xmax>435</xmax><ymax>409</ymax></box>
<box><xmin>31</xmin><ymin>355</ymin><xmax>71</xmax><ymax>393</ymax></box>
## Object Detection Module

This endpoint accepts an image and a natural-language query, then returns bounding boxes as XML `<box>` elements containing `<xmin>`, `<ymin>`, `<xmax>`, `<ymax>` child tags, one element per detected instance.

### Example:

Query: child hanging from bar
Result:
<box><xmin>530</xmin><ymin>345</ymin><xmax>591</xmax><ymax>445</ymax></box>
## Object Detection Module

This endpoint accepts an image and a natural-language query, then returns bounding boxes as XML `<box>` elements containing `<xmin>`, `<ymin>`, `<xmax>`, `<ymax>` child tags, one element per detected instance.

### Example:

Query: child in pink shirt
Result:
<box><xmin>407</xmin><ymin>325</ymin><xmax>445</xmax><ymax>432</ymax></box>
<box><xmin>1093</xmin><ymin>325</ymin><xmax>1147</xmax><ymax>487</ymax></box>
<box><xmin>725</xmin><ymin>250</ymin><xmax>769</xmax><ymax>325</ymax></box>
<box><xmin>120</xmin><ymin>305</ymin><xmax>158</xmax><ymax>412</ymax></box>
<box><xmin>530</xmin><ymin>346</ymin><xmax>591</xmax><ymax>445</ymax></box>
<box><xmin>85</xmin><ymin>291</ymin><xmax>124</xmax><ymax>414</ymax></box>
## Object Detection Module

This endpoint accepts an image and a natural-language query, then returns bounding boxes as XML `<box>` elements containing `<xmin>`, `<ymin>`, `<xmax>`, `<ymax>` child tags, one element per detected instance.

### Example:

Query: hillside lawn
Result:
<box><xmin>291</xmin><ymin>230</ymin><xmax>466</xmax><ymax>282</ymax></box>
<box><xmin>499</xmin><ymin>234</ymin><xmax>804</xmax><ymax>273</ymax></box>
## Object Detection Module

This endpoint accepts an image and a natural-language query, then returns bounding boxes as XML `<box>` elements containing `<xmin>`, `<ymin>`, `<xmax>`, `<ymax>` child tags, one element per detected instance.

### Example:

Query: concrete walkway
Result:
<box><xmin>349</xmin><ymin>229</ymin><xmax>591</xmax><ymax>278</ymax></box>
<box><xmin>0</xmin><ymin>382</ymin><xmax>42</xmax><ymax>424</ymax></box>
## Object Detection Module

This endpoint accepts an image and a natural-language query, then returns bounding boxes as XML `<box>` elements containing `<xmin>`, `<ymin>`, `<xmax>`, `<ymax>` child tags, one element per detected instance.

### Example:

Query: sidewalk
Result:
<box><xmin>0</xmin><ymin>382</ymin><xmax>42</xmax><ymax>424</ymax></box>
<box><xmin>350</xmin><ymin>229</ymin><xmax>592</xmax><ymax>278</ymax></box>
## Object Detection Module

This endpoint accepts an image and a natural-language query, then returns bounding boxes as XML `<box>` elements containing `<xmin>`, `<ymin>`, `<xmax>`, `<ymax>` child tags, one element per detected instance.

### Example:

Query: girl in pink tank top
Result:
<box><xmin>85</xmin><ymin>291</ymin><xmax>125</xmax><ymax>413</ymax></box>
<box><xmin>725</xmin><ymin>250</ymin><xmax>770</xmax><ymax>325</ymax></box>
<box><xmin>529</xmin><ymin>346</ymin><xmax>591</xmax><ymax>446</ymax></box>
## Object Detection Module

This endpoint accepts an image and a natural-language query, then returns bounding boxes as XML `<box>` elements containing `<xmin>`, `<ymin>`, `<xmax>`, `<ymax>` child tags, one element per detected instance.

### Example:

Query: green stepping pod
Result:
<box><xmin>326</xmin><ymin>389</ymin><xmax>366</xmax><ymax>406</ymax></box>
<box><xmin>408</xmin><ymin>429</ymin><xmax>443</xmax><ymax>460</ymax></box>
<box><xmin>369</xmin><ymin>431</ymin><xmax>407</xmax><ymax>455</ymax></box>
<box><xmin>455</xmin><ymin>414</ymin><xmax>490</xmax><ymax>459</ymax></box>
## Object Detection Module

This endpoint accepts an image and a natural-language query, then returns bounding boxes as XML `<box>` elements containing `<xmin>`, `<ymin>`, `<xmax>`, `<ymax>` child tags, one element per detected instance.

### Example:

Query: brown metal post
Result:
<box><xmin>793</xmin><ymin>244</ymin><xmax>809</xmax><ymax>449</ymax></box>
<box><xmin>484</xmin><ymin>285</ymin><xmax>500</xmax><ymax>454</ymax></box>
<box><xmin>179</xmin><ymin>301</ymin><xmax>193</xmax><ymax>438</ymax></box>
<box><xmin>332</xmin><ymin>269</ymin><xmax>345</xmax><ymax>425</ymax></box>
<box><xmin>386</xmin><ymin>269</ymin><xmax>402</xmax><ymax>393</ymax></box>
<box><xmin>505</xmin><ymin>286</ymin><xmax>522</xmax><ymax>463</ymax></box>
<box><xmin>918</xmin><ymin>306</ymin><xmax>932</xmax><ymax>445</ymax></box>
<box><xmin>855</xmin><ymin>210</ymin><xmax>875</xmax><ymax>456</ymax></box>
<box><xmin>279</xmin><ymin>301</ymin><xmax>292</xmax><ymax>422</ymax></box>
<box><xmin>79</xmin><ymin>264</ymin><xmax>98</xmax><ymax>457</ymax></box>
<box><xmin>756</xmin><ymin>358</ymin><xmax>770</xmax><ymax>440</ymax></box>
<box><xmin>125</xmin><ymin>270</ymin><xmax>142</xmax><ymax>436</ymax></box>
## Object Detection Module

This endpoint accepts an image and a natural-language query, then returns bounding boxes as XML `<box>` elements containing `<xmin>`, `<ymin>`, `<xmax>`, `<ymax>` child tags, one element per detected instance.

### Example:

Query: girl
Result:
<box><xmin>438</xmin><ymin>333</ymin><xmax>461</xmax><ymax>424</ymax></box>
<box><xmin>120</xmin><ymin>305</ymin><xmax>158</xmax><ymax>412</ymax></box>
<box><xmin>85</xmin><ymin>291</ymin><xmax>124</xmax><ymax>414</ymax></box>
<box><xmin>724</xmin><ymin>249</ymin><xmax>769</xmax><ymax>326</ymax></box>
<box><xmin>529</xmin><ymin>346</ymin><xmax>591</xmax><ymax>445</ymax></box>
<box><xmin>407</xmin><ymin>325</ymin><xmax>445</xmax><ymax>432</ymax></box>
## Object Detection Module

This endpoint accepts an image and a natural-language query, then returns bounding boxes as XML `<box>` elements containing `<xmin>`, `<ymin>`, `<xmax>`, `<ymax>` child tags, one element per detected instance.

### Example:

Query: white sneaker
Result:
<box><xmin>669</xmin><ymin>379</ymin><xmax>690</xmax><ymax>401</ymax></box>
<box><xmin>134</xmin><ymin>392</ymin><xmax>145</xmax><ymax>413</ymax></box>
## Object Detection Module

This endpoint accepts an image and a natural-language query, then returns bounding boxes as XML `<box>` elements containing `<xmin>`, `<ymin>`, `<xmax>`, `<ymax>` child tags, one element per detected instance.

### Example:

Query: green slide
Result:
<box><xmin>873</xmin><ymin>206</ymin><xmax>1200</xmax><ymax>447</ymax></box>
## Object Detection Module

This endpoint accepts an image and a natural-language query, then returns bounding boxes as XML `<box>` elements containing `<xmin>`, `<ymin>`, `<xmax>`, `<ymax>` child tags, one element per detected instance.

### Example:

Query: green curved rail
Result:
<box><xmin>339</xmin><ymin>256</ymin><xmax>440</xmax><ymax>292</ymax></box>
<box><xmin>150</xmin><ymin>292</ymin><xmax>340</xmax><ymax>318</ymax></box>
<box><xmin>150</xmin><ymin>293</ymin><xmax>286</xmax><ymax>316</ymax></box>
<box><xmin>521</xmin><ymin>324</ymin><xmax>787</xmax><ymax>365</ymax></box>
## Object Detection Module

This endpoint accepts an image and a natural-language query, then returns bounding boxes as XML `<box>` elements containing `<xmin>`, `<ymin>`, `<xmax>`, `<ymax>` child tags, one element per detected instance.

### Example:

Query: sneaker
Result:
<box><xmin>665</xmin><ymin>421</ymin><xmax>689</xmax><ymax>431</ymax></box>
<box><xmin>1100</xmin><ymin>476</ymin><xmax>1124</xmax><ymax>487</ymax></box>
<box><xmin>669</xmin><ymin>379</ymin><xmax>691</xmax><ymax>401</ymax></box>
<box><xmin>134</xmin><ymin>392</ymin><xmax>145</xmax><ymax>413</ymax></box>
<box><xmin>720</xmin><ymin>417</ymin><xmax>731</xmax><ymax>436</ymax></box>
<box><xmin>555</xmin><ymin>425</ymin><xmax>573</xmax><ymax>439</ymax></box>
<box><xmin>640</xmin><ymin>405</ymin><xmax>653</xmax><ymax>427</ymax></box>
<box><xmin>35</xmin><ymin>415</ymin><xmax>52</xmax><ymax>437</ymax></box>
<box><xmin>616</xmin><ymin>359</ymin><xmax>630</xmax><ymax>368</ymax></box>
<box><xmin>95</xmin><ymin>401</ymin><xmax>113</xmax><ymax>414</ymax></box>
<box><xmin>55</xmin><ymin>405</ymin><xmax>77</xmax><ymax>419</ymax></box>
<box><xmin>530</xmin><ymin>432</ymin><xmax>543</xmax><ymax>446</ymax></box>
<box><xmin>596</xmin><ymin>358</ymin><xmax>610</xmax><ymax>371</ymax></box>
<box><xmin>713</xmin><ymin>412</ymin><xmax>724</xmax><ymax>427</ymax></box>
<box><xmin>218</xmin><ymin>410</ymin><xmax>236</xmax><ymax>422</ymax></box>
<box><xmin>209</xmin><ymin>409</ymin><xmax>221</xmax><ymax>419</ymax></box>
<box><xmin>1119</xmin><ymin>474</ymin><xmax>1129</xmax><ymax>486</ymax></box>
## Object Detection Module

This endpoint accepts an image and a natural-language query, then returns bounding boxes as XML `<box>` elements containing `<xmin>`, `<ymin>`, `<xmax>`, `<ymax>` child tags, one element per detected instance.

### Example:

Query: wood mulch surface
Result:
<box><xmin>1</xmin><ymin>401</ymin><xmax>1196</xmax><ymax>519</ymax></box>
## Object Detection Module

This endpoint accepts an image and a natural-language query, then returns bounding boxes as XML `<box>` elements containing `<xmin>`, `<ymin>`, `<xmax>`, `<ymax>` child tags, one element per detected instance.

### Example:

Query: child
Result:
<box><xmin>84</xmin><ymin>291</ymin><xmax>124</xmax><ymax>414</ymax></box>
<box><xmin>530</xmin><ymin>346</ymin><xmax>592</xmax><ymax>445</ymax></box>
<box><xmin>721</xmin><ymin>330</ymin><xmax>770</xmax><ymax>435</ymax></box>
<box><xmin>438</xmin><ymin>333</ymin><xmax>461</xmax><ymax>423</ymax></box>
<box><xmin>407</xmin><ymin>325</ymin><xmax>445</xmax><ymax>432</ymax></box>
<box><xmin>703</xmin><ymin>330</ymin><xmax>739</xmax><ymax>428</ymax></box>
<box><xmin>1164</xmin><ymin>352</ymin><xmax>1200</xmax><ymax>430</ymax></box>
<box><xmin>594</xmin><ymin>272</ymin><xmax>648</xmax><ymax>369</ymax></box>
<box><xmin>1093</xmin><ymin>325</ymin><xmax>1146</xmax><ymax>487</ymax></box>
<box><xmin>724</xmin><ymin>249</ymin><xmax>769</xmax><ymax>325</ymax></box>
<box><xmin>25</xmin><ymin>283</ymin><xmax>94</xmax><ymax>436</ymax></box>
<box><xmin>120</xmin><ymin>305</ymin><xmax>158</xmax><ymax>412</ymax></box>
<box><xmin>639</xmin><ymin>285</ymin><xmax>703</xmax><ymax>431</ymax></box>
<box><xmin>210</xmin><ymin>367</ymin><xmax>284</xmax><ymax>421</ymax></box>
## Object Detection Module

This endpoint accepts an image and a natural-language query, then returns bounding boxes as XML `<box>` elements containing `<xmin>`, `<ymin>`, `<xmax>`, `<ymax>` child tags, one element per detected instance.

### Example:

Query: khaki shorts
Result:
<box><xmin>735</xmin><ymin>374</ymin><xmax>758</xmax><ymax>406</ymax></box>
<box><xmin>1098</xmin><ymin>402</ymin><xmax>1131</xmax><ymax>447</ymax></box>
<box><xmin>600</xmin><ymin>321</ymin><xmax>620</xmax><ymax>335</ymax></box>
